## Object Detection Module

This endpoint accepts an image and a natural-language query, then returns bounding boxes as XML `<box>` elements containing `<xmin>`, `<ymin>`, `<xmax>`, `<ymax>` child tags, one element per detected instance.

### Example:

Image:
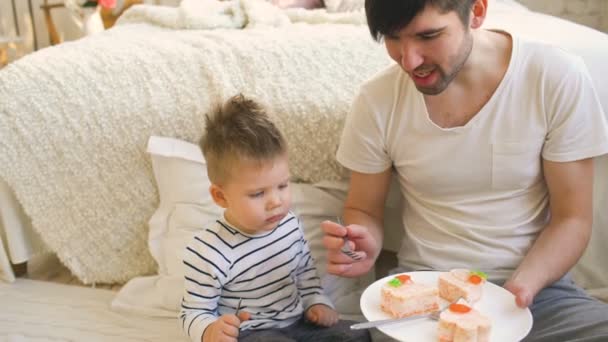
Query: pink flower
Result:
<box><xmin>98</xmin><ymin>0</ymin><xmax>116</xmax><ymax>9</ymax></box>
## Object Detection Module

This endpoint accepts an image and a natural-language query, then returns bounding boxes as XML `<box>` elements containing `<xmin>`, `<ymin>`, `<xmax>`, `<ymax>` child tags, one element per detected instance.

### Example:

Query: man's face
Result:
<box><xmin>384</xmin><ymin>4</ymin><xmax>473</xmax><ymax>95</ymax></box>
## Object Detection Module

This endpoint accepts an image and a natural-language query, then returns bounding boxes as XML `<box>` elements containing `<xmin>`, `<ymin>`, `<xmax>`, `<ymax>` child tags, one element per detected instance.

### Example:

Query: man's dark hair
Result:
<box><xmin>365</xmin><ymin>0</ymin><xmax>476</xmax><ymax>41</ymax></box>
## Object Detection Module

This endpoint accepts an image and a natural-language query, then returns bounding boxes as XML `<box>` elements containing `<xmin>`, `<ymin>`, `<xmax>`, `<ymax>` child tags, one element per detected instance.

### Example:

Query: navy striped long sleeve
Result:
<box><xmin>179</xmin><ymin>211</ymin><xmax>333</xmax><ymax>342</ymax></box>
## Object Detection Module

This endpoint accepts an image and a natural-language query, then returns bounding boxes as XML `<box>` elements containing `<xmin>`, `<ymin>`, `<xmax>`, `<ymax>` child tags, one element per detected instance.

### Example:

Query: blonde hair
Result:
<box><xmin>200</xmin><ymin>94</ymin><xmax>287</xmax><ymax>184</ymax></box>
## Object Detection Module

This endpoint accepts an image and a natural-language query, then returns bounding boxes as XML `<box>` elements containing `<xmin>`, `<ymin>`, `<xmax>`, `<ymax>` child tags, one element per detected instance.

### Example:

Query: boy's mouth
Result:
<box><xmin>266</xmin><ymin>214</ymin><xmax>284</xmax><ymax>223</ymax></box>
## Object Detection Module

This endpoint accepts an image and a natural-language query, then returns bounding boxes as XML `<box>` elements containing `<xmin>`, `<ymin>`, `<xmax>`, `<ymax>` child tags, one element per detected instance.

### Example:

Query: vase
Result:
<box><xmin>82</xmin><ymin>6</ymin><xmax>105</xmax><ymax>36</ymax></box>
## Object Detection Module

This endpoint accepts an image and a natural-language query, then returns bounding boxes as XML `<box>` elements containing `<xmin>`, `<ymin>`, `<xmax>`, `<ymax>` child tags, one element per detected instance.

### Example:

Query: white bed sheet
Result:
<box><xmin>0</xmin><ymin>278</ymin><xmax>187</xmax><ymax>342</ymax></box>
<box><xmin>0</xmin><ymin>177</ymin><xmax>43</xmax><ymax>283</ymax></box>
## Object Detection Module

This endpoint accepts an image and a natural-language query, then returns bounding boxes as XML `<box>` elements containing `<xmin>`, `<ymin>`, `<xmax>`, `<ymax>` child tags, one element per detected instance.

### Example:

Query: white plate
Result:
<box><xmin>360</xmin><ymin>271</ymin><xmax>533</xmax><ymax>342</ymax></box>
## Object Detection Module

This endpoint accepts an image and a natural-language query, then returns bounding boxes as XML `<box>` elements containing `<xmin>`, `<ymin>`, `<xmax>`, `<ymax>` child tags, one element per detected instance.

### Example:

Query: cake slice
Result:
<box><xmin>380</xmin><ymin>274</ymin><xmax>439</xmax><ymax>318</ymax></box>
<box><xmin>437</xmin><ymin>302</ymin><xmax>491</xmax><ymax>342</ymax></box>
<box><xmin>438</xmin><ymin>269</ymin><xmax>487</xmax><ymax>303</ymax></box>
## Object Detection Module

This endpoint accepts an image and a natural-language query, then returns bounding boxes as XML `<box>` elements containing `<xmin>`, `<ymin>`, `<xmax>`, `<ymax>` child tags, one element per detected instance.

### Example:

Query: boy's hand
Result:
<box><xmin>202</xmin><ymin>312</ymin><xmax>250</xmax><ymax>342</ymax></box>
<box><xmin>305</xmin><ymin>304</ymin><xmax>338</xmax><ymax>327</ymax></box>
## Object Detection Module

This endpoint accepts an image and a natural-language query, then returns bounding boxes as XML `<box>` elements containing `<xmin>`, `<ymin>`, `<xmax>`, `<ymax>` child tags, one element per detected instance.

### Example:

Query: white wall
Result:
<box><xmin>517</xmin><ymin>0</ymin><xmax>608</xmax><ymax>33</ymax></box>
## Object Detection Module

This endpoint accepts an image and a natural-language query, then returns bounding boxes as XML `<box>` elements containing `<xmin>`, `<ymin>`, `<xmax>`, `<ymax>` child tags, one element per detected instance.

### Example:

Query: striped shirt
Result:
<box><xmin>179</xmin><ymin>211</ymin><xmax>333</xmax><ymax>342</ymax></box>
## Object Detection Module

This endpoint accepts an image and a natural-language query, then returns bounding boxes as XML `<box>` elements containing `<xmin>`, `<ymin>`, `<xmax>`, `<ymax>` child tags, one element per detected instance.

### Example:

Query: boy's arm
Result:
<box><xmin>179</xmin><ymin>235</ymin><xmax>228</xmax><ymax>342</ymax></box>
<box><xmin>504</xmin><ymin>158</ymin><xmax>594</xmax><ymax>307</ymax></box>
<box><xmin>294</xmin><ymin>224</ymin><xmax>335</xmax><ymax>311</ymax></box>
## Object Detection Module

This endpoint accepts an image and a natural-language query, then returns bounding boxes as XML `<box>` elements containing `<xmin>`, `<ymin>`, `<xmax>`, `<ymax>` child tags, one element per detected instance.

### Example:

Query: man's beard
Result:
<box><xmin>415</xmin><ymin>34</ymin><xmax>474</xmax><ymax>96</ymax></box>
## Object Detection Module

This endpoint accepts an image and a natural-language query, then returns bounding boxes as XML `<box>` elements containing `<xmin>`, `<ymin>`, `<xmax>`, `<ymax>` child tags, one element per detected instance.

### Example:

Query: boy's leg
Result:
<box><xmin>288</xmin><ymin>318</ymin><xmax>371</xmax><ymax>342</ymax></box>
<box><xmin>523</xmin><ymin>275</ymin><xmax>608</xmax><ymax>342</ymax></box>
<box><xmin>238</xmin><ymin>328</ymin><xmax>295</xmax><ymax>342</ymax></box>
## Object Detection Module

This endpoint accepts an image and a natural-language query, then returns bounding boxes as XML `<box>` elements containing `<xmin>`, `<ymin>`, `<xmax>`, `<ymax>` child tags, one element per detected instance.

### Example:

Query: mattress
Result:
<box><xmin>0</xmin><ymin>253</ymin><xmax>185</xmax><ymax>341</ymax></box>
<box><xmin>0</xmin><ymin>278</ymin><xmax>187</xmax><ymax>342</ymax></box>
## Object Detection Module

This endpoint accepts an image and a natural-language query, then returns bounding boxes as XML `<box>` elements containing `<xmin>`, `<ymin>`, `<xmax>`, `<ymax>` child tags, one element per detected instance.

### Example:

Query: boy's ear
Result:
<box><xmin>209</xmin><ymin>184</ymin><xmax>228</xmax><ymax>208</ymax></box>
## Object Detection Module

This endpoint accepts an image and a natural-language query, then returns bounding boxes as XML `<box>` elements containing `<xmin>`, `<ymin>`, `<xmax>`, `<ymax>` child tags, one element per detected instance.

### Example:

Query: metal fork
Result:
<box><xmin>235</xmin><ymin>298</ymin><xmax>242</xmax><ymax>315</ymax></box>
<box><xmin>351</xmin><ymin>308</ymin><xmax>442</xmax><ymax>330</ymax></box>
<box><xmin>350</xmin><ymin>297</ymin><xmax>465</xmax><ymax>330</ymax></box>
<box><xmin>337</xmin><ymin>217</ymin><xmax>362</xmax><ymax>261</ymax></box>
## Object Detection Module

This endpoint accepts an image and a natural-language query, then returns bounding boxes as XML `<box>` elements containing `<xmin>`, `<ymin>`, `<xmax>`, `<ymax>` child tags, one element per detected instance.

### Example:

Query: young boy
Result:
<box><xmin>179</xmin><ymin>94</ymin><xmax>370</xmax><ymax>342</ymax></box>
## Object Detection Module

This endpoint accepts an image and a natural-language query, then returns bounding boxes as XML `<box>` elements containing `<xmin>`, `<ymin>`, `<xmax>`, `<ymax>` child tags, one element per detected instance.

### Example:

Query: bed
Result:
<box><xmin>1</xmin><ymin>0</ymin><xmax>607</xmax><ymax>341</ymax></box>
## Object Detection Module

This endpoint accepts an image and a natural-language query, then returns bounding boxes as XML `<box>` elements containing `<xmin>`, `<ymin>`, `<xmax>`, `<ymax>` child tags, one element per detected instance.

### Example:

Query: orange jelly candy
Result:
<box><xmin>396</xmin><ymin>274</ymin><xmax>411</xmax><ymax>283</ymax></box>
<box><xmin>449</xmin><ymin>303</ymin><xmax>472</xmax><ymax>314</ymax></box>
<box><xmin>468</xmin><ymin>274</ymin><xmax>483</xmax><ymax>284</ymax></box>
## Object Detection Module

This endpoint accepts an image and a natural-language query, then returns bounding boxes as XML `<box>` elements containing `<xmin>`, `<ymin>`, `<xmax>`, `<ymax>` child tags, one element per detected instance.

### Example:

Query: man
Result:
<box><xmin>321</xmin><ymin>0</ymin><xmax>608</xmax><ymax>340</ymax></box>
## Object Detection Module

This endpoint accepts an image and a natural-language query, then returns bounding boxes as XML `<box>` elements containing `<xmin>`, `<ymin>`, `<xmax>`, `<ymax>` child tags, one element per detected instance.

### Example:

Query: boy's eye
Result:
<box><xmin>249</xmin><ymin>191</ymin><xmax>263</xmax><ymax>198</ymax></box>
<box><xmin>279</xmin><ymin>183</ymin><xmax>289</xmax><ymax>190</ymax></box>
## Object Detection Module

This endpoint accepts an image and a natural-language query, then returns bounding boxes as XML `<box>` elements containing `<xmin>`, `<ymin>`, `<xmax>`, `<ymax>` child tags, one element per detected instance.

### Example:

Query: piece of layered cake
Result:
<box><xmin>437</xmin><ymin>302</ymin><xmax>491</xmax><ymax>342</ymax></box>
<box><xmin>438</xmin><ymin>269</ymin><xmax>487</xmax><ymax>303</ymax></box>
<box><xmin>380</xmin><ymin>274</ymin><xmax>439</xmax><ymax>318</ymax></box>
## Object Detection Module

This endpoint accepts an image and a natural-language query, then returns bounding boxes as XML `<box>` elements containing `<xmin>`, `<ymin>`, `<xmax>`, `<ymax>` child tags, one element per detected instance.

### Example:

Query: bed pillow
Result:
<box><xmin>271</xmin><ymin>0</ymin><xmax>324</xmax><ymax>9</ymax></box>
<box><xmin>112</xmin><ymin>136</ymin><xmax>222</xmax><ymax>316</ymax></box>
<box><xmin>144</xmin><ymin>136</ymin><xmax>221</xmax><ymax>277</ymax></box>
<box><xmin>323</xmin><ymin>0</ymin><xmax>363</xmax><ymax>13</ymax></box>
<box><xmin>112</xmin><ymin>136</ymin><xmax>371</xmax><ymax>319</ymax></box>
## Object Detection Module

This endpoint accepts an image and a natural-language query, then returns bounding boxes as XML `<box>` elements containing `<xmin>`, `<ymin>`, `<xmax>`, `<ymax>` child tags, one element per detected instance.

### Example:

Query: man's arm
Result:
<box><xmin>504</xmin><ymin>158</ymin><xmax>594</xmax><ymax>308</ymax></box>
<box><xmin>322</xmin><ymin>168</ymin><xmax>392</xmax><ymax>277</ymax></box>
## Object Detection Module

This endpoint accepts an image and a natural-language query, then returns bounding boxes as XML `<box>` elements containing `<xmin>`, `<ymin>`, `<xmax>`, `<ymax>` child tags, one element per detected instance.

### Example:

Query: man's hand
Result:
<box><xmin>202</xmin><ymin>312</ymin><xmax>250</xmax><ymax>342</ymax></box>
<box><xmin>503</xmin><ymin>158</ymin><xmax>595</xmax><ymax>309</ymax></box>
<box><xmin>321</xmin><ymin>220</ymin><xmax>378</xmax><ymax>277</ymax></box>
<box><xmin>305</xmin><ymin>304</ymin><xmax>339</xmax><ymax>327</ymax></box>
<box><xmin>503</xmin><ymin>278</ymin><xmax>537</xmax><ymax>308</ymax></box>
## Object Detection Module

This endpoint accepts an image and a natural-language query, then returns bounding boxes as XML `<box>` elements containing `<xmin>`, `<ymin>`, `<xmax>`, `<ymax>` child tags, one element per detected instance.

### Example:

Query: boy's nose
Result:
<box><xmin>267</xmin><ymin>192</ymin><xmax>282</xmax><ymax>209</ymax></box>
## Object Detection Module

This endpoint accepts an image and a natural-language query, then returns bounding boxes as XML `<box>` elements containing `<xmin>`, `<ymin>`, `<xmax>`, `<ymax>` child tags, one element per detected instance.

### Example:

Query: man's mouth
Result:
<box><xmin>413</xmin><ymin>67</ymin><xmax>433</xmax><ymax>78</ymax></box>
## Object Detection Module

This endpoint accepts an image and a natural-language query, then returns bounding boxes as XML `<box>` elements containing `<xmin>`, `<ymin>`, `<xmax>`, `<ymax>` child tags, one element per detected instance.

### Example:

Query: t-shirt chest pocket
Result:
<box><xmin>491</xmin><ymin>142</ymin><xmax>544</xmax><ymax>190</ymax></box>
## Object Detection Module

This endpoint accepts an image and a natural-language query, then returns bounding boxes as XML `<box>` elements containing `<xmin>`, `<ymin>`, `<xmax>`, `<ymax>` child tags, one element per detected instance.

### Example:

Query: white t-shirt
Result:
<box><xmin>337</xmin><ymin>34</ymin><xmax>608</xmax><ymax>281</ymax></box>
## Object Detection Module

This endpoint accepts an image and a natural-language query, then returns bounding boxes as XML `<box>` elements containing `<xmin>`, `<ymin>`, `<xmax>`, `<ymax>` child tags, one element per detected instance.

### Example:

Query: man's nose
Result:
<box><xmin>400</xmin><ymin>44</ymin><xmax>424</xmax><ymax>72</ymax></box>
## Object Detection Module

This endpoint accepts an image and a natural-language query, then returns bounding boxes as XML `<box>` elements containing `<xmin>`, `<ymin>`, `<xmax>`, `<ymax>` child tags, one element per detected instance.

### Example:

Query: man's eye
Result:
<box><xmin>384</xmin><ymin>34</ymin><xmax>399</xmax><ymax>41</ymax></box>
<box><xmin>420</xmin><ymin>32</ymin><xmax>440</xmax><ymax>40</ymax></box>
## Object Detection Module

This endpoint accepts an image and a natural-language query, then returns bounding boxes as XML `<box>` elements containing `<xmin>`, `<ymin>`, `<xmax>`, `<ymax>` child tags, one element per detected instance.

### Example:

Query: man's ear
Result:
<box><xmin>209</xmin><ymin>184</ymin><xmax>228</xmax><ymax>208</ymax></box>
<box><xmin>470</xmin><ymin>0</ymin><xmax>487</xmax><ymax>29</ymax></box>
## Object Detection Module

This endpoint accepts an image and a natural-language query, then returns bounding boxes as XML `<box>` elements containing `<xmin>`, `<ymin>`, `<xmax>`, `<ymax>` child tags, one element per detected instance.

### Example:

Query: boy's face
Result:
<box><xmin>212</xmin><ymin>154</ymin><xmax>291</xmax><ymax>235</ymax></box>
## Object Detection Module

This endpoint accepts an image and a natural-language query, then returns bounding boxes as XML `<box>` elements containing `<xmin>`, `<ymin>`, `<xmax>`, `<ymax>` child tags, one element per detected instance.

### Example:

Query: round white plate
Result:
<box><xmin>360</xmin><ymin>271</ymin><xmax>533</xmax><ymax>342</ymax></box>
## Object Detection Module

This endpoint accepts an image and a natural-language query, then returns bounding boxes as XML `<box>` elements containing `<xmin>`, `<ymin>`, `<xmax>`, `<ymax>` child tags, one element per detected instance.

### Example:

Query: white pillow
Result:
<box><xmin>112</xmin><ymin>136</ymin><xmax>371</xmax><ymax>319</ymax></box>
<box><xmin>323</xmin><ymin>0</ymin><xmax>364</xmax><ymax>13</ymax></box>
<box><xmin>112</xmin><ymin>136</ymin><xmax>222</xmax><ymax>316</ymax></box>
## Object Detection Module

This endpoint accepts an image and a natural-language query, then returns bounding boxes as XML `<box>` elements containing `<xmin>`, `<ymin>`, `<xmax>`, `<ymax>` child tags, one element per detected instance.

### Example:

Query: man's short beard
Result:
<box><xmin>416</xmin><ymin>33</ymin><xmax>474</xmax><ymax>96</ymax></box>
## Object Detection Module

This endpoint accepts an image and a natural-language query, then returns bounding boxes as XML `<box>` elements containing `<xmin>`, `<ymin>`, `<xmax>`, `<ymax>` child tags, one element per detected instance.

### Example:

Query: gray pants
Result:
<box><xmin>238</xmin><ymin>318</ymin><xmax>371</xmax><ymax>342</ymax></box>
<box><xmin>522</xmin><ymin>275</ymin><xmax>608</xmax><ymax>342</ymax></box>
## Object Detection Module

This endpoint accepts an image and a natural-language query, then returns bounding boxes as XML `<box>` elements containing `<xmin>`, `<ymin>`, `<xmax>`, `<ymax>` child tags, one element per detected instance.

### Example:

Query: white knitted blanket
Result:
<box><xmin>0</xmin><ymin>0</ymin><xmax>390</xmax><ymax>283</ymax></box>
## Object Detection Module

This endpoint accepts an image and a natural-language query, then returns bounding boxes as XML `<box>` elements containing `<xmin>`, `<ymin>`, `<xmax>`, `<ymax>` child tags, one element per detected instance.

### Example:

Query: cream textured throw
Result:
<box><xmin>0</xmin><ymin>0</ymin><xmax>390</xmax><ymax>283</ymax></box>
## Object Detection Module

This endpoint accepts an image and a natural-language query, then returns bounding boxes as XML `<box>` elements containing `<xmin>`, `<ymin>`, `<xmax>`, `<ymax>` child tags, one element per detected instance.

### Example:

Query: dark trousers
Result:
<box><xmin>238</xmin><ymin>318</ymin><xmax>371</xmax><ymax>342</ymax></box>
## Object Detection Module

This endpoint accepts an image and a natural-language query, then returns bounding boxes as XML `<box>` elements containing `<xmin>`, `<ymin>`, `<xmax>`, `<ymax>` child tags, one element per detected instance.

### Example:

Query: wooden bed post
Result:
<box><xmin>40</xmin><ymin>0</ymin><xmax>63</xmax><ymax>45</ymax></box>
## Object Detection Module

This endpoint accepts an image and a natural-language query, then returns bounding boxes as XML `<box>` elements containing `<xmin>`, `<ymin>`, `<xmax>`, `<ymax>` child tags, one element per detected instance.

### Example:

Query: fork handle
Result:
<box><xmin>350</xmin><ymin>312</ymin><xmax>436</xmax><ymax>330</ymax></box>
